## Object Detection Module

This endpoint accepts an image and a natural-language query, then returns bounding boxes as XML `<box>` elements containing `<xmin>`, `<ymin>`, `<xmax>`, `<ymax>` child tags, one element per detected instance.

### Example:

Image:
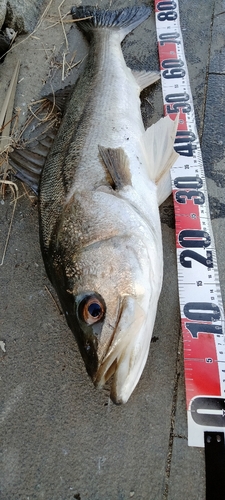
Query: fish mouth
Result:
<box><xmin>93</xmin><ymin>296</ymin><xmax>147</xmax><ymax>404</ymax></box>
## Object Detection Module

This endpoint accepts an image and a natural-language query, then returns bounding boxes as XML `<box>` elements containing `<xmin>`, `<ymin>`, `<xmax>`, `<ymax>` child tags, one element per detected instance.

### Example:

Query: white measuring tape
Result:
<box><xmin>154</xmin><ymin>0</ymin><xmax>225</xmax><ymax>447</ymax></box>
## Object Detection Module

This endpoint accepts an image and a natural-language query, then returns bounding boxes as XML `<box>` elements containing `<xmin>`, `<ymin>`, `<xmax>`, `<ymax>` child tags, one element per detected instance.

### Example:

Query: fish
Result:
<box><xmin>10</xmin><ymin>5</ymin><xmax>179</xmax><ymax>404</ymax></box>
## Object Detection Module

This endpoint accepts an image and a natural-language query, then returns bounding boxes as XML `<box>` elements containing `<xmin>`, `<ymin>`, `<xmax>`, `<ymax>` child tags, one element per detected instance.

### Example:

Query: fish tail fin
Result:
<box><xmin>71</xmin><ymin>5</ymin><xmax>151</xmax><ymax>41</ymax></box>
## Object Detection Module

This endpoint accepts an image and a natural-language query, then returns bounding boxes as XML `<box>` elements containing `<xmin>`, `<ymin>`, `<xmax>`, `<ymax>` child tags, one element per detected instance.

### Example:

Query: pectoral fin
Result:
<box><xmin>142</xmin><ymin>115</ymin><xmax>179</xmax><ymax>205</ymax></box>
<box><xmin>98</xmin><ymin>145</ymin><xmax>132</xmax><ymax>190</ymax></box>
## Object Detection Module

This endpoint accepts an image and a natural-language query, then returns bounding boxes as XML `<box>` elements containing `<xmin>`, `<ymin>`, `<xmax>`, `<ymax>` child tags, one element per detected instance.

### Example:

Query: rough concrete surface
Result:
<box><xmin>1</xmin><ymin>0</ymin><xmax>47</xmax><ymax>33</ymax></box>
<box><xmin>0</xmin><ymin>0</ymin><xmax>224</xmax><ymax>499</ymax></box>
<box><xmin>0</xmin><ymin>0</ymin><xmax>7</xmax><ymax>29</ymax></box>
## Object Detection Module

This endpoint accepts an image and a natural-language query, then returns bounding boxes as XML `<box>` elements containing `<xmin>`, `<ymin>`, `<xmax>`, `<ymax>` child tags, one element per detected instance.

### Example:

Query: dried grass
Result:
<box><xmin>0</xmin><ymin>178</ymin><xmax>18</xmax><ymax>266</ymax></box>
<box><xmin>44</xmin><ymin>285</ymin><xmax>63</xmax><ymax>315</ymax></box>
<box><xmin>0</xmin><ymin>68</ymin><xmax>58</xmax><ymax>266</ymax></box>
<box><xmin>0</xmin><ymin>0</ymin><xmax>78</xmax><ymax>263</ymax></box>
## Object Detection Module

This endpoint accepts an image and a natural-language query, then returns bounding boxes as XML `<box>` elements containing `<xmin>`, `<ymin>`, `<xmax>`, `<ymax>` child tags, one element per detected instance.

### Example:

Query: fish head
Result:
<box><xmin>49</xmin><ymin>190</ymin><xmax>162</xmax><ymax>404</ymax></box>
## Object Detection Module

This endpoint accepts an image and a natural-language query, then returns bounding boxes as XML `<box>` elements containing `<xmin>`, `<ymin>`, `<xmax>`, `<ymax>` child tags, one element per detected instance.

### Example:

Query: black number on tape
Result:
<box><xmin>186</xmin><ymin>322</ymin><xmax>222</xmax><ymax>338</ymax></box>
<box><xmin>190</xmin><ymin>397</ymin><xmax>225</xmax><ymax>426</ymax></box>
<box><xmin>163</xmin><ymin>68</ymin><xmax>185</xmax><ymax>78</ymax></box>
<box><xmin>179</xmin><ymin>230</ymin><xmax>211</xmax><ymax>248</ymax></box>
<box><xmin>166</xmin><ymin>92</ymin><xmax>191</xmax><ymax>113</ymax></box>
<box><xmin>167</xmin><ymin>102</ymin><xmax>191</xmax><ymax>113</ymax></box>
<box><xmin>176</xmin><ymin>190</ymin><xmax>205</xmax><ymax>204</ymax></box>
<box><xmin>166</xmin><ymin>92</ymin><xmax>189</xmax><ymax>103</ymax></box>
<box><xmin>162</xmin><ymin>58</ymin><xmax>184</xmax><ymax>69</ymax></box>
<box><xmin>184</xmin><ymin>302</ymin><xmax>220</xmax><ymax>321</ymax></box>
<box><xmin>175</xmin><ymin>130</ymin><xmax>196</xmax><ymax>143</ymax></box>
<box><xmin>174</xmin><ymin>143</ymin><xmax>197</xmax><ymax>156</ymax></box>
<box><xmin>159</xmin><ymin>32</ymin><xmax>180</xmax><ymax>45</ymax></box>
<box><xmin>158</xmin><ymin>11</ymin><xmax>177</xmax><ymax>21</ymax></box>
<box><xmin>157</xmin><ymin>1</ymin><xmax>177</xmax><ymax>10</ymax></box>
<box><xmin>174</xmin><ymin>176</ymin><xmax>203</xmax><ymax>189</ymax></box>
<box><xmin>180</xmin><ymin>249</ymin><xmax>213</xmax><ymax>268</ymax></box>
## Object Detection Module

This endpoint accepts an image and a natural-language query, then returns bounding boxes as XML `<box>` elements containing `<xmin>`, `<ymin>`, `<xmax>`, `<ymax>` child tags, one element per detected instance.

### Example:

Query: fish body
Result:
<box><xmin>39</xmin><ymin>6</ymin><xmax>178</xmax><ymax>403</ymax></box>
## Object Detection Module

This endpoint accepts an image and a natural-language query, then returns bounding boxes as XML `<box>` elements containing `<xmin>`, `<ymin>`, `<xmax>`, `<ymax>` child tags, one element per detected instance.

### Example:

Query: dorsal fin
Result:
<box><xmin>8</xmin><ymin>98</ymin><xmax>62</xmax><ymax>193</ymax></box>
<box><xmin>46</xmin><ymin>86</ymin><xmax>73</xmax><ymax>112</ymax></box>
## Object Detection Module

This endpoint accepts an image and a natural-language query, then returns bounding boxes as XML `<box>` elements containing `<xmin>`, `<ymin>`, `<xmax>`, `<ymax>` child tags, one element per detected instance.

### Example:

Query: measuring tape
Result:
<box><xmin>154</xmin><ymin>0</ymin><xmax>225</xmax><ymax>448</ymax></box>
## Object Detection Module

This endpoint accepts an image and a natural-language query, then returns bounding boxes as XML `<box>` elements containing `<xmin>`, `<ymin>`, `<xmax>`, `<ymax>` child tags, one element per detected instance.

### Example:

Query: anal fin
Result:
<box><xmin>132</xmin><ymin>70</ymin><xmax>160</xmax><ymax>91</ymax></box>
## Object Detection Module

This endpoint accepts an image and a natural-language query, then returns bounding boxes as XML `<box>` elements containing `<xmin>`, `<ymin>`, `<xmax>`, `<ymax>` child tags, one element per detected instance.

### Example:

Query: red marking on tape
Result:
<box><xmin>163</xmin><ymin>107</ymin><xmax>188</xmax><ymax>130</ymax></box>
<box><xmin>158</xmin><ymin>43</ymin><xmax>178</xmax><ymax>65</ymax></box>
<box><xmin>182</xmin><ymin>320</ymin><xmax>221</xmax><ymax>406</ymax></box>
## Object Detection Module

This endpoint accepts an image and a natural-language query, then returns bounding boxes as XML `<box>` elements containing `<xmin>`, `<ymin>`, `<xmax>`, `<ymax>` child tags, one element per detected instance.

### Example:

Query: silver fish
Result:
<box><xmin>14</xmin><ymin>5</ymin><xmax>179</xmax><ymax>403</ymax></box>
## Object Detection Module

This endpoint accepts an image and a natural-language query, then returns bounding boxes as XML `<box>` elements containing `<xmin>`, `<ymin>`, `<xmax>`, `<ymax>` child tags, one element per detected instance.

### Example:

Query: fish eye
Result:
<box><xmin>79</xmin><ymin>295</ymin><xmax>105</xmax><ymax>325</ymax></box>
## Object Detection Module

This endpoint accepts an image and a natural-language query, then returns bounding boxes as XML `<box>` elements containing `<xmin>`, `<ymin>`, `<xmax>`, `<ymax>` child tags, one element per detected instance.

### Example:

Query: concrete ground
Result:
<box><xmin>0</xmin><ymin>0</ymin><xmax>224</xmax><ymax>498</ymax></box>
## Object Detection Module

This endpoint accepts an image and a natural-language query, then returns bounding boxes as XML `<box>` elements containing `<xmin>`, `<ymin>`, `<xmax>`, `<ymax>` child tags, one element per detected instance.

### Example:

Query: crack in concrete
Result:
<box><xmin>173</xmin><ymin>433</ymin><xmax>188</xmax><ymax>440</ymax></box>
<box><xmin>209</xmin><ymin>71</ymin><xmax>225</xmax><ymax>76</ymax></box>
<box><xmin>215</xmin><ymin>10</ymin><xmax>225</xmax><ymax>17</ymax></box>
<box><xmin>162</xmin><ymin>334</ymin><xmax>182</xmax><ymax>499</ymax></box>
<box><xmin>199</xmin><ymin>0</ymin><xmax>216</xmax><ymax>144</ymax></box>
